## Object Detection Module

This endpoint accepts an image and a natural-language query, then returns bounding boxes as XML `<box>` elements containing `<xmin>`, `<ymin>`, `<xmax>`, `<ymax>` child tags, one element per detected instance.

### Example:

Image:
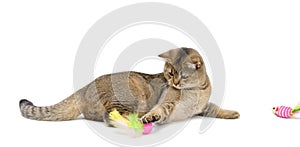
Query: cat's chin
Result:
<box><xmin>172</xmin><ymin>86</ymin><xmax>182</xmax><ymax>90</ymax></box>
<box><xmin>172</xmin><ymin>84</ymin><xmax>199</xmax><ymax>90</ymax></box>
<box><xmin>172</xmin><ymin>84</ymin><xmax>185</xmax><ymax>90</ymax></box>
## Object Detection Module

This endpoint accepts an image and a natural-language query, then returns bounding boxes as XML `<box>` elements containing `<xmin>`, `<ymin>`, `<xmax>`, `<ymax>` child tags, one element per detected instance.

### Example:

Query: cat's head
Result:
<box><xmin>159</xmin><ymin>47</ymin><xmax>207</xmax><ymax>89</ymax></box>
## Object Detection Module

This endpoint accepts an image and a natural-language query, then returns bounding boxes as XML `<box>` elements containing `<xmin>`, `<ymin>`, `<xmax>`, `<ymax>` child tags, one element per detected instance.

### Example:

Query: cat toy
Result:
<box><xmin>272</xmin><ymin>103</ymin><xmax>300</xmax><ymax>118</ymax></box>
<box><xmin>109</xmin><ymin>109</ymin><xmax>153</xmax><ymax>136</ymax></box>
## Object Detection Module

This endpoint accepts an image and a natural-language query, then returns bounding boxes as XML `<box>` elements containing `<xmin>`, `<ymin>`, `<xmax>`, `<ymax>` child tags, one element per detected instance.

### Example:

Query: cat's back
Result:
<box><xmin>85</xmin><ymin>71</ymin><xmax>165</xmax><ymax>101</ymax></box>
<box><xmin>94</xmin><ymin>71</ymin><xmax>163</xmax><ymax>89</ymax></box>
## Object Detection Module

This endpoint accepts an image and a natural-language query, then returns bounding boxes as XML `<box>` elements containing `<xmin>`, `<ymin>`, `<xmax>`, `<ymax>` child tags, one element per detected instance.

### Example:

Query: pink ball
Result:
<box><xmin>142</xmin><ymin>123</ymin><xmax>153</xmax><ymax>135</ymax></box>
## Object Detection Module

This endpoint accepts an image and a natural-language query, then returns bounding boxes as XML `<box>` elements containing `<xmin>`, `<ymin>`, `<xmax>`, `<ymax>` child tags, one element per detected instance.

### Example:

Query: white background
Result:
<box><xmin>1</xmin><ymin>0</ymin><xmax>300</xmax><ymax>146</ymax></box>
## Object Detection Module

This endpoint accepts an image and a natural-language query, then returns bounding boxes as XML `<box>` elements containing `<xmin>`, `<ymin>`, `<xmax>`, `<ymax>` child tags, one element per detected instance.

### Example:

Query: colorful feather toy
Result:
<box><xmin>109</xmin><ymin>109</ymin><xmax>153</xmax><ymax>137</ymax></box>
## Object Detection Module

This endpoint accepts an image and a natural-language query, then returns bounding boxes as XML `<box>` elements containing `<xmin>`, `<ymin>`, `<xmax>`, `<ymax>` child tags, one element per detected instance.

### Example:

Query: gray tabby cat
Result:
<box><xmin>19</xmin><ymin>48</ymin><xmax>239</xmax><ymax>125</ymax></box>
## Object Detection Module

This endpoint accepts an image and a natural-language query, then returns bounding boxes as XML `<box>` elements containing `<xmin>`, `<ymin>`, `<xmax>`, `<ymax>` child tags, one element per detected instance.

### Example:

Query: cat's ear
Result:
<box><xmin>158</xmin><ymin>52</ymin><xmax>169</xmax><ymax>60</ymax></box>
<box><xmin>158</xmin><ymin>49</ymin><xmax>177</xmax><ymax>62</ymax></box>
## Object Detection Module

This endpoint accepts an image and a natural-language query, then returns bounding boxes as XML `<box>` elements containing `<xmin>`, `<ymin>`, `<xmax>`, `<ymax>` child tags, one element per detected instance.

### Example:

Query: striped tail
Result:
<box><xmin>19</xmin><ymin>94</ymin><xmax>81</xmax><ymax>121</ymax></box>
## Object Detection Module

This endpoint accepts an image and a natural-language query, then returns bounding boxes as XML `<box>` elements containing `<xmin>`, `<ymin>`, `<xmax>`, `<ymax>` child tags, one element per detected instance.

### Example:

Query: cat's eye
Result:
<box><xmin>168</xmin><ymin>72</ymin><xmax>174</xmax><ymax>76</ymax></box>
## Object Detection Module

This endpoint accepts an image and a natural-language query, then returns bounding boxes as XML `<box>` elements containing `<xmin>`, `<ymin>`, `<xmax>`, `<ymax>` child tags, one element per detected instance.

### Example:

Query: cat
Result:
<box><xmin>19</xmin><ymin>47</ymin><xmax>239</xmax><ymax>125</ymax></box>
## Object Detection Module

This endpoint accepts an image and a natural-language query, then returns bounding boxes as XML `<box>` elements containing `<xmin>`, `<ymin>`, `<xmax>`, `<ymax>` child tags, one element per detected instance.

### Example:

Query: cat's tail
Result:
<box><xmin>19</xmin><ymin>94</ymin><xmax>81</xmax><ymax>121</ymax></box>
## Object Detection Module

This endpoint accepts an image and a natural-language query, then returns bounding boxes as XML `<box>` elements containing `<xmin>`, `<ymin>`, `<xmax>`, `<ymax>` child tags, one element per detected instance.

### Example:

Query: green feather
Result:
<box><xmin>127</xmin><ymin>113</ymin><xmax>143</xmax><ymax>132</ymax></box>
<box><xmin>292</xmin><ymin>107</ymin><xmax>300</xmax><ymax>113</ymax></box>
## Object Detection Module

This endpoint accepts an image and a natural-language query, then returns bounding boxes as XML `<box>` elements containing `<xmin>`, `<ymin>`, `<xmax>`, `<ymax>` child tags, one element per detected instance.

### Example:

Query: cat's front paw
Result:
<box><xmin>220</xmin><ymin>110</ymin><xmax>240</xmax><ymax>119</ymax></box>
<box><xmin>141</xmin><ymin>111</ymin><xmax>162</xmax><ymax>124</ymax></box>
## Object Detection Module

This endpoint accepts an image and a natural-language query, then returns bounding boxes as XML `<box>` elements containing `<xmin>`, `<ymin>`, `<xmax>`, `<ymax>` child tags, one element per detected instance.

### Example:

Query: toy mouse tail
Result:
<box><xmin>292</xmin><ymin>102</ymin><xmax>300</xmax><ymax>113</ymax></box>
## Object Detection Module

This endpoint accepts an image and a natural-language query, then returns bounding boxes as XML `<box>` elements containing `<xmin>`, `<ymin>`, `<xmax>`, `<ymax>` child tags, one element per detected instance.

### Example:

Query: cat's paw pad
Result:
<box><xmin>141</xmin><ymin>112</ymin><xmax>162</xmax><ymax>124</ymax></box>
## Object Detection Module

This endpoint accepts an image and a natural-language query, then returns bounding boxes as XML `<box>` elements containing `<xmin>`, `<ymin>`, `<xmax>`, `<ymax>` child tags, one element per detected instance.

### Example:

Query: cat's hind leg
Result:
<box><xmin>103</xmin><ymin>111</ymin><xmax>114</xmax><ymax>127</ymax></box>
<box><xmin>199</xmin><ymin>102</ymin><xmax>240</xmax><ymax>119</ymax></box>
